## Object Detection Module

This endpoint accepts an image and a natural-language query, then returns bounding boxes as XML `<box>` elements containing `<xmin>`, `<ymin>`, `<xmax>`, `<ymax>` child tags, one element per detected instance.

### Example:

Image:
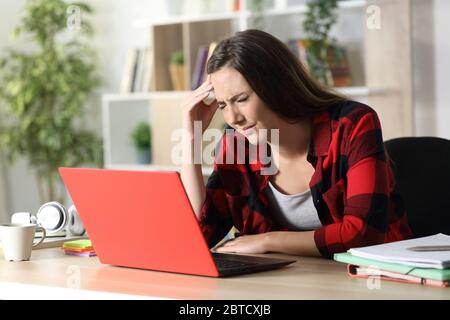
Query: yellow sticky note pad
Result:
<box><xmin>63</xmin><ymin>239</ymin><xmax>93</xmax><ymax>249</ymax></box>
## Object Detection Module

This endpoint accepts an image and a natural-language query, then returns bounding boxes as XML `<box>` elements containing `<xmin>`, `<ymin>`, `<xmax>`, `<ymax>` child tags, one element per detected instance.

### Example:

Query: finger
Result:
<box><xmin>195</xmin><ymin>77</ymin><xmax>212</xmax><ymax>93</ymax></box>
<box><xmin>198</xmin><ymin>86</ymin><xmax>213</xmax><ymax>100</ymax></box>
<box><xmin>190</xmin><ymin>84</ymin><xmax>213</xmax><ymax>104</ymax></box>
<box><xmin>212</xmin><ymin>237</ymin><xmax>233</xmax><ymax>249</ymax></box>
<box><xmin>216</xmin><ymin>246</ymin><xmax>236</xmax><ymax>253</ymax></box>
<box><xmin>183</xmin><ymin>89</ymin><xmax>212</xmax><ymax>111</ymax></box>
<box><xmin>198</xmin><ymin>81</ymin><xmax>213</xmax><ymax>92</ymax></box>
<box><xmin>219</xmin><ymin>239</ymin><xmax>235</xmax><ymax>247</ymax></box>
<box><xmin>222</xmin><ymin>241</ymin><xmax>236</xmax><ymax>247</ymax></box>
<box><xmin>187</xmin><ymin>89</ymin><xmax>214</xmax><ymax>109</ymax></box>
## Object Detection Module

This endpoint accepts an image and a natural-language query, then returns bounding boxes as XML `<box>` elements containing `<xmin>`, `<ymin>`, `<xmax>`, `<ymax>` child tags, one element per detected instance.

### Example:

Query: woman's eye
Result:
<box><xmin>218</xmin><ymin>104</ymin><xmax>226</xmax><ymax>110</ymax></box>
<box><xmin>237</xmin><ymin>97</ymin><xmax>248</xmax><ymax>103</ymax></box>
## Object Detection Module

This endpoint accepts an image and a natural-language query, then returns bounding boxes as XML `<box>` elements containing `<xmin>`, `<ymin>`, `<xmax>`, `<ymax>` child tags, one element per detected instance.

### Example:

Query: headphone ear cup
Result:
<box><xmin>36</xmin><ymin>201</ymin><xmax>68</xmax><ymax>234</ymax></box>
<box><xmin>67</xmin><ymin>205</ymin><xmax>85</xmax><ymax>236</ymax></box>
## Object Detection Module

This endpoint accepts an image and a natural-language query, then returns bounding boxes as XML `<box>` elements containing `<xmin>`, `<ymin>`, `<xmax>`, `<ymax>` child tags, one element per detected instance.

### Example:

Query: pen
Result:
<box><xmin>407</xmin><ymin>245</ymin><xmax>450</xmax><ymax>252</ymax></box>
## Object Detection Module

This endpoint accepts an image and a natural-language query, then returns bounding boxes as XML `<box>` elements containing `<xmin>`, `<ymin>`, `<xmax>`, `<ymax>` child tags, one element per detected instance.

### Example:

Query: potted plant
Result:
<box><xmin>0</xmin><ymin>0</ymin><xmax>102</xmax><ymax>204</ymax></box>
<box><xmin>303</xmin><ymin>0</ymin><xmax>339</xmax><ymax>86</ymax></box>
<box><xmin>131</xmin><ymin>122</ymin><xmax>152</xmax><ymax>164</ymax></box>
<box><xmin>169</xmin><ymin>50</ymin><xmax>186</xmax><ymax>91</ymax></box>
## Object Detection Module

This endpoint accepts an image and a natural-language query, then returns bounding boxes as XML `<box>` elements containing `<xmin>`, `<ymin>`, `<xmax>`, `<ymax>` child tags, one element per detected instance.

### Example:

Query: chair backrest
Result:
<box><xmin>384</xmin><ymin>137</ymin><xmax>450</xmax><ymax>238</ymax></box>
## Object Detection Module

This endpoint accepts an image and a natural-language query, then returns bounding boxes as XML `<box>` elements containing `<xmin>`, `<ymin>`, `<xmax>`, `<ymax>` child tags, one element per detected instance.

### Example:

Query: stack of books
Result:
<box><xmin>62</xmin><ymin>239</ymin><xmax>96</xmax><ymax>257</ymax></box>
<box><xmin>334</xmin><ymin>234</ymin><xmax>450</xmax><ymax>287</ymax></box>
<box><xmin>120</xmin><ymin>47</ymin><xmax>153</xmax><ymax>93</ymax></box>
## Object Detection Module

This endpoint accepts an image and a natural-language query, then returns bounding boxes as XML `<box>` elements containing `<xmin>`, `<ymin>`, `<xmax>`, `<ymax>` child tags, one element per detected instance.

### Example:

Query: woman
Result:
<box><xmin>180</xmin><ymin>29</ymin><xmax>412</xmax><ymax>258</ymax></box>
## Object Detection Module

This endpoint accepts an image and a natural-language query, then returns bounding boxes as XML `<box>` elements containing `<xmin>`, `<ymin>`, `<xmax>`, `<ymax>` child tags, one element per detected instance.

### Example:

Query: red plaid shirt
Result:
<box><xmin>199</xmin><ymin>101</ymin><xmax>412</xmax><ymax>258</ymax></box>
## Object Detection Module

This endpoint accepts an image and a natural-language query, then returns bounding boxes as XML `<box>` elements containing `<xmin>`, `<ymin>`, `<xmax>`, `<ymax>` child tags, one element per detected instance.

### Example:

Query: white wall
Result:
<box><xmin>413</xmin><ymin>0</ymin><xmax>450</xmax><ymax>139</ymax></box>
<box><xmin>433</xmin><ymin>0</ymin><xmax>450</xmax><ymax>139</ymax></box>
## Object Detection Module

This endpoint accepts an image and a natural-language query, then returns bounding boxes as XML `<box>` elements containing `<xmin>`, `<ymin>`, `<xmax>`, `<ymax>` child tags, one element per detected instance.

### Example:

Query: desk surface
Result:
<box><xmin>1</xmin><ymin>248</ymin><xmax>449</xmax><ymax>299</ymax></box>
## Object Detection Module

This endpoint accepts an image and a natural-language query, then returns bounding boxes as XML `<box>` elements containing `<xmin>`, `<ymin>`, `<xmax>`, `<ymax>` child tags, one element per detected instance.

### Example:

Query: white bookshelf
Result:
<box><xmin>132</xmin><ymin>11</ymin><xmax>243</xmax><ymax>28</ymax></box>
<box><xmin>103</xmin><ymin>0</ymin><xmax>413</xmax><ymax>173</ymax></box>
<box><xmin>131</xmin><ymin>0</ymin><xmax>367</xmax><ymax>28</ymax></box>
<box><xmin>102</xmin><ymin>86</ymin><xmax>385</xmax><ymax>171</ymax></box>
<box><xmin>103</xmin><ymin>91</ymin><xmax>190</xmax><ymax>103</ymax></box>
<box><xmin>104</xmin><ymin>87</ymin><xmax>384</xmax><ymax>103</ymax></box>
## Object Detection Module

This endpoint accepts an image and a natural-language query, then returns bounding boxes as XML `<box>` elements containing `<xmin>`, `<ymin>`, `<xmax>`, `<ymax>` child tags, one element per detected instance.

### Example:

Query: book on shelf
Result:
<box><xmin>287</xmin><ymin>39</ymin><xmax>309</xmax><ymax>71</ymax></box>
<box><xmin>120</xmin><ymin>48</ymin><xmax>137</xmax><ymax>93</ymax></box>
<box><xmin>191</xmin><ymin>45</ymin><xmax>209</xmax><ymax>90</ymax></box>
<box><xmin>229</xmin><ymin>0</ymin><xmax>241</xmax><ymax>12</ymax></box>
<box><xmin>141</xmin><ymin>48</ymin><xmax>154</xmax><ymax>93</ymax></box>
<box><xmin>191</xmin><ymin>42</ymin><xmax>218</xmax><ymax>90</ymax></box>
<box><xmin>287</xmin><ymin>39</ymin><xmax>352</xmax><ymax>87</ymax></box>
<box><xmin>327</xmin><ymin>45</ymin><xmax>352</xmax><ymax>87</ymax></box>
<box><xmin>120</xmin><ymin>47</ymin><xmax>154</xmax><ymax>93</ymax></box>
<box><xmin>133</xmin><ymin>48</ymin><xmax>145</xmax><ymax>92</ymax></box>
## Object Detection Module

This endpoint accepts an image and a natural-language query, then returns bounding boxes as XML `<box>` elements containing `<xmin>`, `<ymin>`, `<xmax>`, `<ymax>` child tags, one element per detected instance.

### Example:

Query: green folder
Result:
<box><xmin>334</xmin><ymin>252</ymin><xmax>450</xmax><ymax>281</ymax></box>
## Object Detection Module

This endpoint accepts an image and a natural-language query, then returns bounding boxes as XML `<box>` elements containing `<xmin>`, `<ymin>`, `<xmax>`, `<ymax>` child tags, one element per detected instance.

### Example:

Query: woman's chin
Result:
<box><xmin>245</xmin><ymin>129</ymin><xmax>263</xmax><ymax>145</ymax></box>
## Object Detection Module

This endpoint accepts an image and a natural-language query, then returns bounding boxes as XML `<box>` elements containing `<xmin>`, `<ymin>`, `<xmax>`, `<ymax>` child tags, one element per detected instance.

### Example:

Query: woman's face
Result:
<box><xmin>211</xmin><ymin>67</ymin><xmax>280</xmax><ymax>145</ymax></box>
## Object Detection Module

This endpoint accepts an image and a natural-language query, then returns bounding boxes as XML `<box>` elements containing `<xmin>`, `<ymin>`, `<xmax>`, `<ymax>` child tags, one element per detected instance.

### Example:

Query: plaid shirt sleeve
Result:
<box><xmin>314</xmin><ymin>110</ymin><xmax>392</xmax><ymax>257</ymax></box>
<box><xmin>198</xmin><ymin>166</ymin><xmax>234</xmax><ymax>248</ymax></box>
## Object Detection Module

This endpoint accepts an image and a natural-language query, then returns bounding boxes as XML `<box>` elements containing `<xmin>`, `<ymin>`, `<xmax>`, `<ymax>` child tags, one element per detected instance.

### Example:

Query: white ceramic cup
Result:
<box><xmin>0</xmin><ymin>223</ymin><xmax>46</xmax><ymax>261</ymax></box>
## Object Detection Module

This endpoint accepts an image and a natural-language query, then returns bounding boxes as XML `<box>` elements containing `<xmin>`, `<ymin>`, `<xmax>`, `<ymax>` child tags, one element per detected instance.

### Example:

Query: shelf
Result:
<box><xmin>103</xmin><ymin>86</ymin><xmax>384</xmax><ymax>103</ymax></box>
<box><xmin>131</xmin><ymin>0</ymin><xmax>367</xmax><ymax>28</ymax></box>
<box><xmin>336</xmin><ymin>87</ymin><xmax>386</xmax><ymax>97</ymax></box>
<box><xmin>103</xmin><ymin>91</ymin><xmax>190</xmax><ymax>103</ymax></box>
<box><xmin>106</xmin><ymin>164</ymin><xmax>214</xmax><ymax>176</ymax></box>
<box><xmin>132</xmin><ymin>11</ymin><xmax>243</xmax><ymax>28</ymax></box>
<box><xmin>262</xmin><ymin>0</ymin><xmax>366</xmax><ymax>17</ymax></box>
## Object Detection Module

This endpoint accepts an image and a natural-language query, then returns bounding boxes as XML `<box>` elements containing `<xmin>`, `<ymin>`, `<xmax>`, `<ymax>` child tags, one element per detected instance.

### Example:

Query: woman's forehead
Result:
<box><xmin>211</xmin><ymin>68</ymin><xmax>250</xmax><ymax>97</ymax></box>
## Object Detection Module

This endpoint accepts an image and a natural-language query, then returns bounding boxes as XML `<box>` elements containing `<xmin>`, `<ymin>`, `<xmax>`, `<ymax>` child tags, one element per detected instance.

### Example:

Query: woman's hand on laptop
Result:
<box><xmin>215</xmin><ymin>233</ymin><xmax>270</xmax><ymax>254</ymax></box>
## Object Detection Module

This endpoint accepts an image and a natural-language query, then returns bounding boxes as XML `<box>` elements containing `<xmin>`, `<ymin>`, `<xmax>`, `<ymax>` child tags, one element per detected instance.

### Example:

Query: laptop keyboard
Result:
<box><xmin>212</xmin><ymin>253</ymin><xmax>260</xmax><ymax>270</ymax></box>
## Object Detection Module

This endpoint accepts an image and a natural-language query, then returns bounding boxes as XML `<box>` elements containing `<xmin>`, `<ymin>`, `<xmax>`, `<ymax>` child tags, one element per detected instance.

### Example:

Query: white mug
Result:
<box><xmin>0</xmin><ymin>223</ymin><xmax>47</xmax><ymax>261</ymax></box>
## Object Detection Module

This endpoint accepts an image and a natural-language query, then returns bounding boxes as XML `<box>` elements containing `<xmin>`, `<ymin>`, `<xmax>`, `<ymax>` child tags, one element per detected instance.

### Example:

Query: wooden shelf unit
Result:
<box><xmin>102</xmin><ymin>0</ymin><xmax>413</xmax><ymax>173</ymax></box>
<box><xmin>150</xmin><ymin>19</ymin><xmax>235</xmax><ymax>91</ymax></box>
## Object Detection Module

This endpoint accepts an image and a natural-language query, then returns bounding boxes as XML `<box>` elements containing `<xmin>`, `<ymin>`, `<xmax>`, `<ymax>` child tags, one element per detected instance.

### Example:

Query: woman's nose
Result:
<box><xmin>228</xmin><ymin>106</ymin><xmax>245</xmax><ymax>125</ymax></box>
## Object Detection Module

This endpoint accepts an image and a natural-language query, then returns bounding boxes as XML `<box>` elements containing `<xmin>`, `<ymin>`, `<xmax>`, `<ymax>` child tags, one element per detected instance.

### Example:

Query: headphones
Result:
<box><xmin>11</xmin><ymin>202</ymin><xmax>85</xmax><ymax>236</ymax></box>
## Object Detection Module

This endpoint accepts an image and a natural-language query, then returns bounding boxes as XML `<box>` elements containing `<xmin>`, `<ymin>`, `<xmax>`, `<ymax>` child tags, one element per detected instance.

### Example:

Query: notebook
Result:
<box><xmin>334</xmin><ymin>252</ymin><xmax>450</xmax><ymax>287</ymax></box>
<box><xmin>348</xmin><ymin>234</ymin><xmax>450</xmax><ymax>269</ymax></box>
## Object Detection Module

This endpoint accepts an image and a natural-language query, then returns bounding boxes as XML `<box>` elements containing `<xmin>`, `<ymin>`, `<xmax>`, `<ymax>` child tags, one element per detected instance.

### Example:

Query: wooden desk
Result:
<box><xmin>0</xmin><ymin>248</ymin><xmax>449</xmax><ymax>299</ymax></box>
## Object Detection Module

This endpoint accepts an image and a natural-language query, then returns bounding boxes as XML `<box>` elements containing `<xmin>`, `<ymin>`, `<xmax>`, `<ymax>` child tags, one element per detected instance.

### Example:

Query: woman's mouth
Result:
<box><xmin>243</xmin><ymin>125</ymin><xmax>256</xmax><ymax>132</ymax></box>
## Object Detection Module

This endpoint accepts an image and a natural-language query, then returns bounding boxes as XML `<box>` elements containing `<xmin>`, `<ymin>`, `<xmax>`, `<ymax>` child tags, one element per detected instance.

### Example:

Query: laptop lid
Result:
<box><xmin>59</xmin><ymin>168</ymin><xmax>220</xmax><ymax>277</ymax></box>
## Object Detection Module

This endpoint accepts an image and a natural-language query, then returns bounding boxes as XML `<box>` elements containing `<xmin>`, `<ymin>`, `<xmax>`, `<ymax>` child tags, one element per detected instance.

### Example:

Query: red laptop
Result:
<box><xmin>59</xmin><ymin>168</ymin><xmax>296</xmax><ymax>277</ymax></box>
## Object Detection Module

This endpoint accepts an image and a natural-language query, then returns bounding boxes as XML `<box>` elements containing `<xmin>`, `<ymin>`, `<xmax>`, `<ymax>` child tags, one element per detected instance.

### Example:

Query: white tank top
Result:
<box><xmin>264</xmin><ymin>181</ymin><xmax>322</xmax><ymax>231</ymax></box>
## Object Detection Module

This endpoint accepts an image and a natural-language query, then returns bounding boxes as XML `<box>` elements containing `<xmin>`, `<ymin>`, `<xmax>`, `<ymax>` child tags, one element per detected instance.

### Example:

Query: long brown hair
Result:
<box><xmin>207</xmin><ymin>29</ymin><xmax>347</xmax><ymax>122</ymax></box>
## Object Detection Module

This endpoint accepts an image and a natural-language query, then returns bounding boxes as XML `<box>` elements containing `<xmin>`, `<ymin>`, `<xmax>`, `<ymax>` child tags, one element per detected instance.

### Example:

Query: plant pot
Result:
<box><xmin>136</xmin><ymin>148</ymin><xmax>151</xmax><ymax>164</ymax></box>
<box><xmin>169</xmin><ymin>64</ymin><xmax>187</xmax><ymax>91</ymax></box>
